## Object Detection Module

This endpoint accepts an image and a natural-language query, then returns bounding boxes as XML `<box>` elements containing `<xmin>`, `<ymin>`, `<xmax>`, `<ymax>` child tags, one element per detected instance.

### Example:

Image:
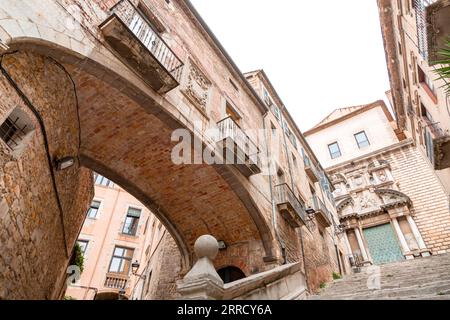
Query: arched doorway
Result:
<box><xmin>94</xmin><ymin>291</ymin><xmax>128</xmax><ymax>300</ymax></box>
<box><xmin>217</xmin><ymin>266</ymin><xmax>246</xmax><ymax>284</ymax></box>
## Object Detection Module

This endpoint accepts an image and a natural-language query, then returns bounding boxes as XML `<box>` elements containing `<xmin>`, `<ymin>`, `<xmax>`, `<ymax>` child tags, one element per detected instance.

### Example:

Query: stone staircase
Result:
<box><xmin>311</xmin><ymin>253</ymin><xmax>450</xmax><ymax>300</ymax></box>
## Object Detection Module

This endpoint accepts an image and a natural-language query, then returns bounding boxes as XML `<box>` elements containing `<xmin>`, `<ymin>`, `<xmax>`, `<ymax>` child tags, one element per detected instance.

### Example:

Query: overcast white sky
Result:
<box><xmin>190</xmin><ymin>0</ymin><xmax>391</xmax><ymax>131</ymax></box>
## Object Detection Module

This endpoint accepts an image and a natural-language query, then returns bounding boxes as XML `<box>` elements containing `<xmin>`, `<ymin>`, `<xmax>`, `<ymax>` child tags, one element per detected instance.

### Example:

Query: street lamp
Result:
<box><xmin>132</xmin><ymin>260</ymin><xmax>140</xmax><ymax>274</ymax></box>
<box><xmin>131</xmin><ymin>260</ymin><xmax>146</xmax><ymax>280</ymax></box>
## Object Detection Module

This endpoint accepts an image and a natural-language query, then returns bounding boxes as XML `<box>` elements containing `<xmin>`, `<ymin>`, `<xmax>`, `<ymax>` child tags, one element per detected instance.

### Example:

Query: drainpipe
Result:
<box><xmin>262</xmin><ymin>112</ymin><xmax>286</xmax><ymax>264</ymax></box>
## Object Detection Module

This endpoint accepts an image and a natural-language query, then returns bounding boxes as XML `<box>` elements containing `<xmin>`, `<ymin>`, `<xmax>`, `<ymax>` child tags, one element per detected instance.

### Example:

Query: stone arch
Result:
<box><xmin>1</xmin><ymin>37</ymin><xmax>276</xmax><ymax>273</ymax></box>
<box><xmin>374</xmin><ymin>189</ymin><xmax>412</xmax><ymax>208</ymax></box>
<box><xmin>217</xmin><ymin>266</ymin><xmax>247</xmax><ymax>284</ymax></box>
<box><xmin>336</xmin><ymin>196</ymin><xmax>354</xmax><ymax>213</ymax></box>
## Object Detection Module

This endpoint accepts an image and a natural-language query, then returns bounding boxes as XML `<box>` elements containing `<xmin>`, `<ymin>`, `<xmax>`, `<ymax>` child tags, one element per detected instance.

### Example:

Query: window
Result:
<box><xmin>77</xmin><ymin>240</ymin><xmax>89</xmax><ymax>255</ymax></box>
<box><xmin>272</xmin><ymin>104</ymin><xmax>281</xmax><ymax>121</ymax></box>
<box><xmin>122</xmin><ymin>207</ymin><xmax>141</xmax><ymax>236</ymax></box>
<box><xmin>418</xmin><ymin>65</ymin><xmax>437</xmax><ymax>102</ymax></box>
<box><xmin>289</xmin><ymin>135</ymin><xmax>297</xmax><ymax>150</ymax></box>
<box><xmin>0</xmin><ymin>106</ymin><xmax>35</xmax><ymax>156</ymax></box>
<box><xmin>271</xmin><ymin>123</ymin><xmax>277</xmax><ymax>137</ymax></box>
<box><xmin>225</xmin><ymin>101</ymin><xmax>241</xmax><ymax>123</ymax></box>
<box><xmin>292</xmin><ymin>154</ymin><xmax>298</xmax><ymax>172</ymax></box>
<box><xmin>328</xmin><ymin>142</ymin><xmax>342</xmax><ymax>159</ymax></box>
<box><xmin>263</xmin><ymin>88</ymin><xmax>272</xmax><ymax>106</ymax></box>
<box><xmin>87</xmin><ymin>200</ymin><xmax>101</xmax><ymax>219</ymax></box>
<box><xmin>354</xmin><ymin>131</ymin><xmax>370</xmax><ymax>149</ymax></box>
<box><xmin>94</xmin><ymin>173</ymin><xmax>115</xmax><ymax>188</ymax></box>
<box><xmin>108</xmin><ymin>246</ymin><xmax>134</xmax><ymax>274</ymax></box>
<box><xmin>421</xmin><ymin>103</ymin><xmax>433</xmax><ymax>122</ymax></box>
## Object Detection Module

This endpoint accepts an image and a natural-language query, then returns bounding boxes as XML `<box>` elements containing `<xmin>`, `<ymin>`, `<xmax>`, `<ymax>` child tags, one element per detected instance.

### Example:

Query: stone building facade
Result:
<box><xmin>377</xmin><ymin>0</ymin><xmax>450</xmax><ymax>194</ymax></box>
<box><xmin>0</xmin><ymin>0</ymin><xmax>345</xmax><ymax>299</ymax></box>
<box><xmin>305</xmin><ymin>100</ymin><xmax>450</xmax><ymax>267</ymax></box>
<box><xmin>65</xmin><ymin>174</ymin><xmax>167</xmax><ymax>300</ymax></box>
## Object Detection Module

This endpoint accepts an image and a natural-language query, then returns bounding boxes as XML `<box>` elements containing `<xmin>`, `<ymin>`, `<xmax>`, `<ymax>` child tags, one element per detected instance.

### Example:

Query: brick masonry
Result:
<box><xmin>0</xmin><ymin>0</ymin><xmax>344</xmax><ymax>299</ymax></box>
<box><xmin>386</xmin><ymin>145</ymin><xmax>450</xmax><ymax>254</ymax></box>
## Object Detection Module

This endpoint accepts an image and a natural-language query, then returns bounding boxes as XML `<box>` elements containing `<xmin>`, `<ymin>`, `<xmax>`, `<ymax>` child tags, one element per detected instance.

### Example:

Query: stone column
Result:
<box><xmin>406</xmin><ymin>215</ymin><xmax>430</xmax><ymax>257</ymax></box>
<box><xmin>391</xmin><ymin>218</ymin><xmax>413</xmax><ymax>260</ymax></box>
<box><xmin>354</xmin><ymin>227</ymin><xmax>369</xmax><ymax>262</ymax></box>
<box><xmin>177</xmin><ymin>235</ymin><xmax>224</xmax><ymax>300</ymax></box>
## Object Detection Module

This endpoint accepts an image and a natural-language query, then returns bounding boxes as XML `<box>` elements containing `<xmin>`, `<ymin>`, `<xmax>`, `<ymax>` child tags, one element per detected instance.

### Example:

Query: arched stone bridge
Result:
<box><xmin>0</xmin><ymin>0</ymin><xmax>340</xmax><ymax>299</ymax></box>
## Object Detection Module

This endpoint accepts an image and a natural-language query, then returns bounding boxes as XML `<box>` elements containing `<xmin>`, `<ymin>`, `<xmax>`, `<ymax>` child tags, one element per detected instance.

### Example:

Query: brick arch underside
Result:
<box><xmin>75</xmin><ymin>68</ymin><xmax>269</xmax><ymax>270</ymax></box>
<box><xmin>4</xmin><ymin>40</ymin><xmax>276</xmax><ymax>272</ymax></box>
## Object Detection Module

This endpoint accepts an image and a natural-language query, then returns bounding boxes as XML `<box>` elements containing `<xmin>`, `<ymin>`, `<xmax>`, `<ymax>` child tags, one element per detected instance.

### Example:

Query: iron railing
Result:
<box><xmin>0</xmin><ymin>115</ymin><xmax>29</xmax><ymax>150</ymax></box>
<box><xmin>274</xmin><ymin>183</ymin><xmax>308</xmax><ymax>224</ymax></box>
<box><xmin>415</xmin><ymin>0</ymin><xmax>439</xmax><ymax>60</ymax></box>
<box><xmin>311</xmin><ymin>195</ymin><xmax>334</xmax><ymax>225</ymax></box>
<box><xmin>422</xmin><ymin>118</ymin><xmax>449</xmax><ymax>139</ymax></box>
<box><xmin>110</xmin><ymin>0</ymin><xmax>184</xmax><ymax>82</ymax></box>
<box><xmin>217</xmin><ymin>116</ymin><xmax>260</xmax><ymax>165</ymax></box>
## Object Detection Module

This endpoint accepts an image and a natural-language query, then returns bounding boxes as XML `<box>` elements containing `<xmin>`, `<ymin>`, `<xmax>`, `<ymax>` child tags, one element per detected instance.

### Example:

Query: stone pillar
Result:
<box><xmin>177</xmin><ymin>235</ymin><xmax>224</xmax><ymax>300</ymax></box>
<box><xmin>354</xmin><ymin>227</ymin><xmax>369</xmax><ymax>262</ymax></box>
<box><xmin>406</xmin><ymin>215</ymin><xmax>430</xmax><ymax>257</ymax></box>
<box><xmin>391</xmin><ymin>218</ymin><xmax>413</xmax><ymax>260</ymax></box>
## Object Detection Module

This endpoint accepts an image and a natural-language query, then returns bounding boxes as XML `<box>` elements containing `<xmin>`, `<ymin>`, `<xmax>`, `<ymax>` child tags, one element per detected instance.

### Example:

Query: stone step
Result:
<box><xmin>323</xmin><ymin>273</ymin><xmax>450</xmax><ymax>291</ymax></box>
<box><xmin>314</xmin><ymin>253</ymin><xmax>450</xmax><ymax>300</ymax></box>
<box><xmin>319</xmin><ymin>281</ymin><xmax>450</xmax><ymax>299</ymax></box>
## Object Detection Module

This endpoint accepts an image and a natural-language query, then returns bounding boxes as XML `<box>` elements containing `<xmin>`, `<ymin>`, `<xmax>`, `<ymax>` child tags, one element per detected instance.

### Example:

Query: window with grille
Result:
<box><xmin>0</xmin><ymin>107</ymin><xmax>35</xmax><ymax>156</ymax></box>
<box><xmin>122</xmin><ymin>207</ymin><xmax>141</xmax><ymax>236</ymax></box>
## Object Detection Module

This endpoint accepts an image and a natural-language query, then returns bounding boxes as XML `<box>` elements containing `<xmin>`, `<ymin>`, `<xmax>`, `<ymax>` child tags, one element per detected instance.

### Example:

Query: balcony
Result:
<box><xmin>104</xmin><ymin>273</ymin><xmax>129</xmax><ymax>290</ymax></box>
<box><xmin>274</xmin><ymin>183</ymin><xmax>307</xmax><ymax>228</ymax></box>
<box><xmin>99</xmin><ymin>0</ymin><xmax>183</xmax><ymax>93</ymax></box>
<box><xmin>311</xmin><ymin>195</ymin><xmax>333</xmax><ymax>227</ymax></box>
<box><xmin>217</xmin><ymin>117</ymin><xmax>262</xmax><ymax>177</ymax></box>
<box><xmin>415</xmin><ymin>0</ymin><xmax>450</xmax><ymax>63</ymax></box>
<box><xmin>303</xmin><ymin>155</ymin><xmax>319</xmax><ymax>183</ymax></box>
<box><xmin>423</xmin><ymin>119</ymin><xmax>450</xmax><ymax>170</ymax></box>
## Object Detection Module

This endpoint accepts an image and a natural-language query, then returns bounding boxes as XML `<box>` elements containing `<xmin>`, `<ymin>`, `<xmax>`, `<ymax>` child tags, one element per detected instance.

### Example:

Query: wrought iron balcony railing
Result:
<box><xmin>217</xmin><ymin>117</ymin><xmax>261</xmax><ymax>177</ymax></box>
<box><xmin>311</xmin><ymin>195</ymin><xmax>333</xmax><ymax>227</ymax></box>
<box><xmin>414</xmin><ymin>0</ymin><xmax>446</xmax><ymax>62</ymax></box>
<box><xmin>274</xmin><ymin>183</ymin><xmax>308</xmax><ymax>227</ymax></box>
<box><xmin>303</xmin><ymin>154</ymin><xmax>319</xmax><ymax>183</ymax></box>
<box><xmin>101</xmin><ymin>0</ymin><xmax>183</xmax><ymax>93</ymax></box>
<box><xmin>422</xmin><ymin>118</ymin><xmax>450</xmax><ymax>170</ymax></box>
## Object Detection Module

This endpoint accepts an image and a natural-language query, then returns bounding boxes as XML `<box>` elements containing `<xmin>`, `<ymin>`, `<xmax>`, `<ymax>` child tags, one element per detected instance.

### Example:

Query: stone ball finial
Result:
<box><xmin>194</xmin><ymin>235</ymin><xmax>219</xmax><ymax>260</ymax></box>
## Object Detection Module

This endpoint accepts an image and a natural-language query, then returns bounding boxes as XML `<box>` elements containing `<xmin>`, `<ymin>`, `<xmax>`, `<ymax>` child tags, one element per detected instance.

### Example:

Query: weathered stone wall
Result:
<box><xmin>302</xmin><ymin>224</ymin><xmax>336</xmax><ymax>293</ymax></box>
<box><xmin>0</xmin><ymin>51</ymin><xmax>93</xmax><ymax>299</ymax></box>
<box><xmin>143</xmin><ymin>232</ymin><xmax>183</xmax><ymax>300</ymax></box>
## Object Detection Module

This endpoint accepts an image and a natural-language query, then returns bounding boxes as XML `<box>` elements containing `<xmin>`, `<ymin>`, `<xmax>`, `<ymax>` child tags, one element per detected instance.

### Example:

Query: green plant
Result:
<box><xmin>332</xmin><ymin>272</ymin><xmax>342</xmax><ymax>280</ymax></box>
<box><xmin>433</xmin><ymin>37</ymin><xmax>450</xmax><ymax>95</ymax></box>
<box><xmin>72</xmin><ymin>243</ymin><xmax>84</xmax><ymax>273</ymax></box>
<box><xmin>319</xmin><ymin>282</ymin><xmax>327</xmax><ymax>289</ymax></box>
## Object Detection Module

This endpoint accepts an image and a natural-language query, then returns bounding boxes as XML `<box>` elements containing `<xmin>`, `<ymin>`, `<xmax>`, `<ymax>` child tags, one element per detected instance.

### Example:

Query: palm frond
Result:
<box><xmin>433</xmin><ymin>37</ymin><xmax>450</xmax><ymax>96</ymax></box>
